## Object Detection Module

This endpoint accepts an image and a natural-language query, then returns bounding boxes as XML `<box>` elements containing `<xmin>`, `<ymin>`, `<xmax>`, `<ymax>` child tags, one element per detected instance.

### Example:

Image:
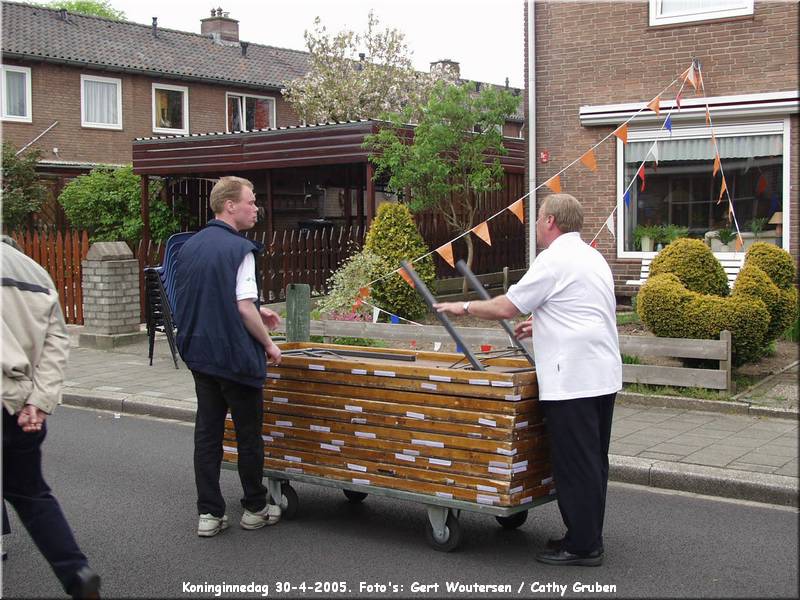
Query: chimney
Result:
<box><xmin>152</xmin><ymin>17</ymin><xmax>158</xmax><ymax>38</ymax></box>
<box><xmin>429</xmin><ymin>59</ymin><xmax>460</xmax><ymax>82</ymax></box>
<box><xmin>58</xmin><ymin>8</ymin><xmax>68</xmax><ymax>20</ymax></box>
<box><xmin>201</xmin><ymin>7</ymin><xmax>239</xmax><ymax>42</ymax></box>
<box><xmin>241</xmin><ymin>41</ymin><xmax>249</xmax><ymax>57</ymax></box>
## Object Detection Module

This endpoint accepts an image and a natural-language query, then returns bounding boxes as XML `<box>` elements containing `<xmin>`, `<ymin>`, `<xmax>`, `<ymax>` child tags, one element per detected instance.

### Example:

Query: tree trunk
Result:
<box><xmin>462</xmin><ymin>234</ymin><xmax>474</xmax><ymax>295</ymax></box>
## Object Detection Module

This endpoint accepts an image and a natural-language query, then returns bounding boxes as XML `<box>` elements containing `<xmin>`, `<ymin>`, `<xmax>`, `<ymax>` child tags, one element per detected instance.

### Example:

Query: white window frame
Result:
<box><xmin>616</xmin><ymin>119</ymin><xmax>790</xmax><ymax>259</ymax></box>
<box><xmin>225</xmin><ymin>92</ymin><xmax>276</xmax><ymax>133</ymax></box>
<box><xmin>80</xmin><ymin>74</ymin><xmax>122</xmax><ymax>130</ymax></box>
<box><xmin>152</xmin><ymin>83</ymin><xmax>189</xmax><ymax>135</ymax></box>
<box><xmin>1</xmin><ymin>65</ymin><xmax>32</xmax><ymax>123</ymax></box>
<box><xmin>649</xmin><ymin>0</ymin><xmax>754</xmax><ymax>26</ymax></box>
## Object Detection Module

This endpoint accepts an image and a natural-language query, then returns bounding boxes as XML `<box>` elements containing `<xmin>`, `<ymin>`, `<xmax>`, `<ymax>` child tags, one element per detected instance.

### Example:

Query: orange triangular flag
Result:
<box><xmin>544</xmin><ymin>174</ymin><xmax>562</xmax><ymax>194</ymax></box>
<box><xmin>508</xmin><ymin>198</ymin><xmax>525</xmax><ymax>223</ymax></box>
<box><xmin>471</xmin><ymin>221</ymin><xmax>492</xmax><ymax>246</ymax></box>
<box><xmin>713</xmin><ymin>154</ymin><xmax>720</xmax><ymax>177</ymax></box>
<box><xmin>647</xmin><ymin>96</ymin><xmax>661</xmax><ymax>115</ymax></box>
<box><xmin>684</xmin><ymin>65</ymin><xmax>697</xmax><ymax>90</ymax></box>
<box><xmin>353</xmin><ymin>296</ymin><xmax>363</xmax><ymax>310</ymax></box>
<box><xmin>397</xmin><ymin>267</ymin><xmax>415</xmax><ymax>288</ymax></box>
<box><xmin>359</xmin><ymin>286</ymin><xmax>370</xmax><ymax>298</ymax></box>
<box><xmin>718</xmin><ymin>177</ymin><xmax>727</xmax><ymax>204</ymax></box>
<box><xmin>735</xmin><ymin>234</ymin><xmax>743</xmax><ymax>252</ymax></box>
<box><xmin>435</xmin><ymin>243</ymin><xmax>455</xmax><ymax>268</ymax></box>
<box><xmin>580</xmin><ymin>149</ymin><xmax>598</xmax><ymax>172</ymax></box>
<box><xmin>705</xmin><ymin>108</ymin><xmax>711</xmax><ymax>126</ymax></box>
<box><xmin>613</xmin><ymin>123</ymin><xmax>628</xmax><ymax>144</ymax></box>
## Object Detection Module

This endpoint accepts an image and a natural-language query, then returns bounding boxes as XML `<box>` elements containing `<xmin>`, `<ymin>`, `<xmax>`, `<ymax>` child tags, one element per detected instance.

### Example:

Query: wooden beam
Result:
<box><xmin>366</xmin><ymin>161</ymin><xmax>375</xmax><ymax>225</ymax></box>
<box><xmin>140</xmin><ymin>175</ymin><xmax>150</xmax><ymax>249</ymax></box>
<box><xmin>265</xmin><ymin>169</ymin><xmax>274</xmax><ymax>242</ymax></box>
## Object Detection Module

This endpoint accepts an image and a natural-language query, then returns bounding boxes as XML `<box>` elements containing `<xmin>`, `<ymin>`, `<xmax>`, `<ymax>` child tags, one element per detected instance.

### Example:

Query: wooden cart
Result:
<box><xmin>222</xmin><ymin>342</ymin><xmax>554</xmax><ymax>551</ymax></box>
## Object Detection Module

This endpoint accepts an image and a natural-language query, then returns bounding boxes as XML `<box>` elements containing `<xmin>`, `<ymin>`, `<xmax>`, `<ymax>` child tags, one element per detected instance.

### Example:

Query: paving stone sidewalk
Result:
<box><xmin>62</xmin><ymin>333</ymin><xmax>799</xmax><ymax>507</ymax></box>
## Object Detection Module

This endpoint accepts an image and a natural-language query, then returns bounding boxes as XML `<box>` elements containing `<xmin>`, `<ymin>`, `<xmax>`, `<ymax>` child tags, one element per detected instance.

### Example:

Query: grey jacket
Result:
<box><xmin>2</xmin><ymin>237</ymin><xmax>69</xmax><ymax>415</ymax></box>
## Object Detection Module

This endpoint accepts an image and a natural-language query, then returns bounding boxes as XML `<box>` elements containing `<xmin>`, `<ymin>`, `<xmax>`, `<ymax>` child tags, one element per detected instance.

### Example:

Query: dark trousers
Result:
<box><xmin>191</xmin><ymin>371</ymin><xmax>267</xmax><ymax>517</ymax></box>
<box><xmin>2</xmin><ymin>410</ymin><xmax>88</xmax><ymax>593</ymax></box>
<box><xmin>541</xmin><ymin>393</ymin><xmax>616</xmax><ymax>555</ymax></box>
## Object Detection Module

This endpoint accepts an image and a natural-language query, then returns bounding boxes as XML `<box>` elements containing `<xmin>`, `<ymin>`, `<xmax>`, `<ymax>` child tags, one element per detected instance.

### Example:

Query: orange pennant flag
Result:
<box><xmin>580</xmin><ymin>149</ymin><xmax>598</xmax><ymax>172</ymax></box>
<box><xmin>647</xmin><ymin>96</ymin><xmax>661</xmax><ymax>115</ymax></box>
<box><xmin>613</xmin><ymin>123</ymin><xmax>628</xmax><ymax>144</ymax></box>
<box><xmin>353</xmin><ymin>296</ymin><xmax>363</xmax><ymax>310</ymax></box>
<box><xmin>435</xmin><ymin>243</ymin><xmax>455</xmax><ymax>268</ymax></box>
<box><xmin>718</xmin><ymin>177</ymin><xmax>727</xmax><ymax>204</ymax></box>
<box><xmin>705</xmin><ymin>108</ymin><xmax>711</xmax><ymax>126</ymax></box>
<box><xmin>471</xmin><ymin>221</ymin><xmax>492</xmax><ymax>246</ymax></box>
<box><xmin>684</xmin><ymin>65</ymin><xmax>697</xmax><ymax>90</ymax></box>
<box><xmin>359</xmin><ymin>286</ymin><xmax>370</xmax><ymax>299</ymax></box>
<box><xmin>713</xmin><ymin>154</ymin><xmax>721</xmax><ymax>178</ymax></box>
<box><xmin>544</xmin><ymin>174</ymin><xmax>562</xmax><ymax>194</ymax></box>
<box><xmin>735</xmin><ymin>234</ymin><xmax>743</xmax><ymax>252</ymax></box>
<box><xmin>508</xmin><ymin>198</ymin><xmax>525</xmax><ymax>223</ymax></box>
<box><xmin>756</xmin><ymin>174</ymin><xmax>768</xmax><ymax>195</ymax></box>
<box><xmin>397</xmin><ymin>267</ymin><xmax>415</xmax><ymax>288</ymax></box>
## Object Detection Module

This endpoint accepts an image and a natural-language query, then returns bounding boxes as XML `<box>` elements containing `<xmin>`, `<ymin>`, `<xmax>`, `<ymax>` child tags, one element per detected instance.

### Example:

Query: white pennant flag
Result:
<box><xmin>372</xmin><ymin>306</ymin><xmax>380</xmax><ymax>323</ymax></box>
<box><xmin>605</xmin><ymin>213</ymin><xmax>615</xmax><ymax>238</ymax></box>
<box><xmin>648</xmin><ymin>141</ymin><xmax>659</xmax><ymax>165</ymax></box>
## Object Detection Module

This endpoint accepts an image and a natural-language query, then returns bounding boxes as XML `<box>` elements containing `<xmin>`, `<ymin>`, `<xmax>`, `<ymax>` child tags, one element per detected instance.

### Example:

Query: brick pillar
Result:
<box><xmin>79</xmin><ymin>242</ymin><xmax>146</xmax><ymax>349</ymax></box>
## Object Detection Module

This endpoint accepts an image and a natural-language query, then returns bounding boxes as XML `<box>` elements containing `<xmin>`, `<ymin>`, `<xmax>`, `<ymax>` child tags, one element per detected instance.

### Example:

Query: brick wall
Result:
<box><xmin>530</xmin><ymin>0</ymin><xmax>799</xmax><ymax>292</ymax></box>
<box><xmin>1</xmin><ymin>60</ymin><xmax>301</xmax><ymax>165</ymax></box>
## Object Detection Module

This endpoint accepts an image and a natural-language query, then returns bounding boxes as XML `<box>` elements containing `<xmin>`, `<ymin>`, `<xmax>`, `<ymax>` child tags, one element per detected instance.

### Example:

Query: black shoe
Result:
<box><xmin>545</xmin><ymin>536</ymin><xmax>565</xmax><ymax>550</ymax></box>
<box><xmin>68</xmin><ymin>566</ymin><xmax>101</xmax><ymax>599</ymax></box>
<box><xmin>535</xmin><ymin>548</ymin><xmax>604</xmax><ymax>567</ymax></box>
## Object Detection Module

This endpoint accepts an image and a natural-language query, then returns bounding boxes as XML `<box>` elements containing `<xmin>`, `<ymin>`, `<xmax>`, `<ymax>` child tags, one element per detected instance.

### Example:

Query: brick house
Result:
<box><xmin>524</xmin><ymin>0</ymin><xmax>798</xmax><ymax>296</ymax></box>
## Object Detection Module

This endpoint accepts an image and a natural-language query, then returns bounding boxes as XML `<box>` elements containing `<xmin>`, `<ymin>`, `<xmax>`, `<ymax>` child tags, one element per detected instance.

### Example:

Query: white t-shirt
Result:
<box><xmin>235</xmin><ymin>252</ymin><xmax>258</xmax><ymax>301</ymax></box>
<box><xmin>505</xmin><ymin>232</ymin><xmax>622</xmax><ymax>401</ymax></box>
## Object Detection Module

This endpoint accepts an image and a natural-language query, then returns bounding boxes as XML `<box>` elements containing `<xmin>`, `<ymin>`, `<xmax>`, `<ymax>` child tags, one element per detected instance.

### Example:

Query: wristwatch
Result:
<box><xmin>463</xmin><ymin>301</ymin><xmax>471</xmax><ymax>315</ymax></box>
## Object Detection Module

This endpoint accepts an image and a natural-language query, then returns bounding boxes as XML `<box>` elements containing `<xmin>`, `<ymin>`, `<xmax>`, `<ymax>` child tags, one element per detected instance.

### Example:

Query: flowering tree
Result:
<box><xmin>283</xmin><ymin>11</ymin><xmax>435</xmax><ymax>123</ymax></box>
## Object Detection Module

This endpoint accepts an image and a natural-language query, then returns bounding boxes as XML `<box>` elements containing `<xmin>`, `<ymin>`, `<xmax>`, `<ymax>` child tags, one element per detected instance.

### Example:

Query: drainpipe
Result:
<box><xmin>527</xmin><ymin>1</ymin><xmax>537</xmax><ymax>261</ymax></box>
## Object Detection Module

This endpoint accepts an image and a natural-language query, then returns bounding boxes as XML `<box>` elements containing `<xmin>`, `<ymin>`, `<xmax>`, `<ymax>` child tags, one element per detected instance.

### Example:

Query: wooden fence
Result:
<box><xmin>8</xmin><ymin>229</ymin><xmax>89</xmax><ymax>325</ymax></box>
<box><xmin>275</xmin><ymin>320</ymin><xmax>734</xmax><ymax>393</ymax></box>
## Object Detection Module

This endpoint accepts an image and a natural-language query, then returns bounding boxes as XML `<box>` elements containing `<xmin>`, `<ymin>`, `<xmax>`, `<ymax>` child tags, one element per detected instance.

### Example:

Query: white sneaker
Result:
<box><xmin>197</xmin><ymin>514</ymin><xmax>229</xmax><ymax>537</ymax></box>
<box><xmin>240</xmin><ymin>504</ymin><xmax>281</xmax><ymax>530</ymax></box>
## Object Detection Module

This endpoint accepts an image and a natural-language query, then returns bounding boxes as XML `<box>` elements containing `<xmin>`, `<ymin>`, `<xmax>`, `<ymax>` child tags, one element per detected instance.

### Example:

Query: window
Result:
<box><xmin>649</xmin><ymin>0</ymin><xmax>754</xmax><ymax>26</ymax></box>
<box><xmin>152</xmin><ymin>83</ymin><xmax>189</xmax><ymax>134</ymax></box>
<box><xmin>618</xmin><ymin>121</ymin><xmax>788</xmax><ymax>256</ymax></box>
<box><xmin>226</xmin><ymin>93</ymin><xmax>275</xmax><ymax>132</ymax></box>
<box><xmin>1</xmin><ymin>65</ymin><xmax>32</xmax><ymax>122</ymax></box>
<box><xmin>81</xmin><ymin>75</ymin><xmax>122</xmax><ymax>129</ymax></box>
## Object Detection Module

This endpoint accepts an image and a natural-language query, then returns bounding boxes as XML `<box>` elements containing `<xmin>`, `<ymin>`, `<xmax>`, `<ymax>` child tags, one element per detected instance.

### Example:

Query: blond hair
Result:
<box><xmin>209</xmin><ymin>176</ymin><xmax>254</xmax><ymax>215</ymax></box>
<box><xmin>539</xmin><ymin>193</ymin><xmax>583</xmax><ymax>233</ymax></box>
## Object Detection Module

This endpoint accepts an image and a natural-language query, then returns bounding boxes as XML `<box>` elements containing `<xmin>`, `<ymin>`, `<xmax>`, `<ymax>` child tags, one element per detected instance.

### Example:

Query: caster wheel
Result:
<box><xmin>343</xmin><ymin>490</ymin><xmax>368</xmax><ymax>503</ymax></box>
<box><xmin>425</xmin><ymin>512</ymin><xmax>462</xmax><ymax>552</ymax></box>
<box><xmin>278</xmin><ymin>483</ymin><xmax>298</xmax><ymax>520</ymax></box>
<box><xmin>496</xmin><ymin>510</ymin><xmax>527</xmax><ymax>529</ymax></box>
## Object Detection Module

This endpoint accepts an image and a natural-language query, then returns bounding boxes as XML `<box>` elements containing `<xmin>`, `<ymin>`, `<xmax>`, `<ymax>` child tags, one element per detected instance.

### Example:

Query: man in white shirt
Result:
<box><xmin>434</xmin><ymin>193</ymin><xmax>621</xmax><ymax>566</ymax></box>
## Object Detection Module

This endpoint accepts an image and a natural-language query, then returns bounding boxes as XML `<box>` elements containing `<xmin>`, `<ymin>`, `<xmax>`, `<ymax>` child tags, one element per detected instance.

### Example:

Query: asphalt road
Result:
<box><xmin>2</xmin><ymin>406</ymin><xmax>797</xmax><ymax>599</ymax></box>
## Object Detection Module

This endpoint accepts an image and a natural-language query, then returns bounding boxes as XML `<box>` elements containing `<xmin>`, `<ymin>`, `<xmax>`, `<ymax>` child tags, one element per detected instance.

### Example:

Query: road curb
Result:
<box><xmin>63</xmin><ymin>390</ymin><xmax>196</xmax><ymax>423</ymax></box>
<box><xmin>617</xmin><ymin>391</ymin><xmax>798</xmax><ymax>421</ymax></box>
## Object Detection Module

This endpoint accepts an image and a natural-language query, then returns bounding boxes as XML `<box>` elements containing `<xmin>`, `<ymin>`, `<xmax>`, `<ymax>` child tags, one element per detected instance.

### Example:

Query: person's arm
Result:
<box><xmin>238</xmin><ymin>300</ymin><xmax>281</xmax><ymax>365</ymax></box>
<box><xmin>433</xmin><ymin>295</ymin><xmax>520</xmax><ymax>320</ymax></box>
<box><xmin>259</xmin><ymin>306</ymin><xmax>281</xmax><ymax>330</ymax></box>
<box><xmin>25</xmin><ymin>299</ymin><xmax>69</xmax><ymax>416</ymax></box>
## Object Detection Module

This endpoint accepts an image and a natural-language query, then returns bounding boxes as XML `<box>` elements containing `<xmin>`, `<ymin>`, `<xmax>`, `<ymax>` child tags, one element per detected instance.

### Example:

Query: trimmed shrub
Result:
<box><xmin>732</xmin><ymin>263</ymin><xmax>785</xmax><ymax>342</ymax></box>
<box><xmin>365</xmin><ymin>203</ymin><xmax>435</xmax><ymax>321</ymax></box>
<box><xmin>637</xmin><ymin>273</ymin><xmax>693</xmax><ymax>337</ymax></box>
<box><xmin>649</xmin><ymin>238</ymin><xmax>729</xmax><ymax>297</ymax></box>
<box><xmin>744</xmin><ymin>242</ymin><xmax>796</xmax><ymax>290</ymax></box>
<box><xmin>316</xmin><ymin>248</ymin><xmax>385</xmax><ymax>319</ymax></box>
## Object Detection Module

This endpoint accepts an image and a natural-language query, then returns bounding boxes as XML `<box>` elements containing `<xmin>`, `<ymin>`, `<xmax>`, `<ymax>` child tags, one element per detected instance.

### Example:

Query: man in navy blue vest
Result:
<box><xmin>175</xmin><ymin>176</ymin><xmax>282</xmax><ymax>537</ymax></box>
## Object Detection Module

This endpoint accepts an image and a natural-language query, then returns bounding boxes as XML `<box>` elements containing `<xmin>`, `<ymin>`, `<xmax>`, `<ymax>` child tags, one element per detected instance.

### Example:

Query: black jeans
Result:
<box><xmin>191</xmin><ymin>371</ymin><xmax>267</xmax><ymax>517</ymax></box>
<box><xmin>2</xmin><ymin>410</ymin><xmax>89</xmax><ymax>593</ymax></box>
<box><xmin>541</xmin><ymin>392</ymin><xmax>616</xmax><ymax>555</ymax></box>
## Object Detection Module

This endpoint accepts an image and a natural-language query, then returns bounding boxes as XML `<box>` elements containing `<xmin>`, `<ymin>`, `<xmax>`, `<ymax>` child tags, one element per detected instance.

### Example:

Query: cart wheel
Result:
<box><xmin>343</xmin><ymin>490</ymin><xmax>368</xmax><ymax>503</ymax></box>
<box><xmin>425</xmin><ymin>512</ymin><xmax>462</xmax><ymax>552</ymax></box>
<box><xmin>495</xmin><ymin>510</ymin><xmax>527</xmax><ymax>530</ymax></box>
<box><xmin>278</xmin><ymin>483</ymin><xmax>299</xmax><ymax>520</ymax></box>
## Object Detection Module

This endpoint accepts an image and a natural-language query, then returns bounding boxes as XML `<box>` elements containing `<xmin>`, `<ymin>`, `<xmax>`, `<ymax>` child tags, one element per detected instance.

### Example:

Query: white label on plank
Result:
<box><xmin>402</xmin><ymin>449</ymin><xmax>420</xmax><ymax>456</ymax></box>
<box><xmin>433</xmin><ymin>342</ymin><xmax>442</xmax><ymax>352</ymax></box>
<box><xmin>541</xmin><ymin>476</ymin><xmax>554</xmax><ymax>485</ymax></box>
<box><xmin>513</xmin><ymin>460</ymin><xmax>529</xmax><ymax>469</ymax></box>
<box><xmin>435</xmin><ymin>492</ymin><xmax>453</xmax><ymax>499</ymax></box>
<box><xmin>350</xmin><ymin>418</ymin><xmax>367</xmax><ymax>425</ymax></box>
<box><xmin>310</xmin><ymin>425</ymin><xmax>330</xmax><ymax>433</ymax></box>
<box><xmin>320</xmin><ymin>443</ymin><xmax>341</xmax><ymax>452</ymax></box>
<box><xmin>515</xmin><ymin>420</ymin><xmax>529</xmax><ymax>429</ymax></box>
<box><xmin>504</xmin><ymin>394</ymin><xmax>522</xmax><ymax>401</ymax></box>
<box><xmin>262</xmin><ymin>435</ymin><xmax>274</xmax><ymax>442</ymax></box>
<box><xmin>276</xmin><ymin>420</ymin><xmax>293</xmax><ymax>427</ymax></box>
<box><xmin>347</xmin><ymin>463</ymin><xmax>367</xmax><ymax>472</ymax></box>
<box><xmin>467</xmin><ymin>432</ymin><xmax>481</xmax><ymax>438</ymax></box>
<box><xmin>286</xmin><ymin>467</ymin><xmax>303</xmax><ymax>474</ymax></box>
<box><xmin>352</xmin><ymin>478</ymin><xmax>371</xmax><ymax>486</ymax></box>
<box><xmin>446</xmin><ymin>478</ymin><xmax>455</xmax><ymax>485</ymax></box>
<box><xmin>488</xmin><ymin>466</ymin><xmax>511</xmax><ymax>475</ymax></box>
<box><xmin>478</xmin><ymin>418</ymin><xmax>497</xmax><ymax>427</ymax></box>
<box><xmin>395</xmin><ymin>453</ymin><xmax>415</xmax><ymax>462</ymax></box>
<box><xmin>490</xmin><ymin>380</ymin><xmax>514</xmax><ymax>388</ymax></box>
<box><xmin>345</xmin><ymin>405</ymin><xmax>363</xmax><ymax>413</ymax></box>
<box><xmin>489</xmin><ymin>460</ymin><xmax>508</xmax><ymax>468</ymax></box>
<box><xmin>406</xmin><ymin>411</ymin><xmax>425</xmax><ymax>420</ymax></box>
<box><xmin>272</xmin><ymin>396</ymin><xmax>288</xmax><ymax>404</ymax></box>
<box><xmin>266</xmin><ymin>372</ymin><xmax>280</xmax><ymax>379</ymax></box>
<box><xmin>355</xmin><ymin>431</ymin><xmax>376</xmax><ymax>439</ymax></box>
<box><xmin>223</xmin><ymin>445</ymin><xmax>237</xmax><ymax>454</ymax></box>
<box><xmin>412</xmin><ymin>439</ymin><xmax>444</xmax><ymax>448</ymax></box>
<box><xmin>331</xmin><ymin>440</ymin><xmax>345</xmax><ymax>446</ymax></box>
<box><xmin>351</xmin><ymin>368</ymin><xmax>367</xmax><ymax>375</ymax></box>
<box><xmin>513</xmin><ymin>465</ymin><xmax>527</xmax><ymax>474</ymax></box>
<box><xmin>308</xmin><ymin>364</ymin><xmax>325</xmax><ymax>371</ymax></box>
<box><xmin>283</xmin><ymin>455</ymin><xmax>302</xmax><ymax>463</ymax></box>
<box><xmin>476</xmin><ymin>494</ymin><xmax>499</xmax><ymax>505</ymax></box>
<box><xmin>429</xmin><ymin>375</ymin><xmax>451</xmax><ymax>383</ymax></box>
<box><xmin>429</xmin><ymin>458</ymin><xmax>451</xmax><ymax>467</ymax></box>
<box><xmin>477</xmin><ymin>484</ymin><xmax>498</xmax><ymax>493</ymax></box>
<box><xmin>521</xmin><ymin>496</ymin><xmax>533</xmax><ymax>504</ymax></box>
<box><xmin>420</xmin><ymin>382</ymin><xmax>438</xmax><ymax>391</ymax></box>
<box><xmin>511</xmin><ymin>485</ymin><xmax>523</xmax><ymax>494</ymax></box>
<box><xmin>549</xmin><ymin>488</ymin><xmax>557</xmax><ymax>495</ymax></box>
<box><xmin>469</xmin><ymin>379</ymin><xmax>490</xmax><ymax>386</ymax></box>
<box><xmin>374</xmin><ymin>370</ymin><xmax>396</xmax><ymax>378</ymax></box>
<box><xmin>496</xmin><ymin>447</ymin><xmax>517</xmax><ymax>456</ymax></box>
<box><xmin>269</xmin><ymin>431</ymin><xmax>284</xmax><ymax>438</ymax></box>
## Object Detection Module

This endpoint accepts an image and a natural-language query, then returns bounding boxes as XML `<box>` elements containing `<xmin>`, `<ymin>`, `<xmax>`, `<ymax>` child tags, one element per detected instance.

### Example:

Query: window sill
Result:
<box><xmin>2</xmin><ymin>116</ymin><xmax>32</xmax><ymax>123</ymax></box>
<box><xmin>82</xmin><ymin>123</ymin><xmax>123</xmax><ymax>131</ymax></box>
<box><xmin>153</xmin><ymin>128</ymin><xmax>189</xmax><ymax>136</ymax></box>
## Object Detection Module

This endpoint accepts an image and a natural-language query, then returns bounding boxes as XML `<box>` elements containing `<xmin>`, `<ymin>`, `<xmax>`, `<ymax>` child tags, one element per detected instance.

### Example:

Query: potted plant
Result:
<box><xmin>749</xmin><ymin>216</ymin><xmax>769</xmax><ymax>239</ymax></box>
<box><xmin>633</xmin><ymin>224</ymin><xmax>661</xmax><ymax>252</ymax></box>
<box><xmin>661</xmin><ymin>224</ymin><xmax>689</xmax><ymax>245</ymax></box>
<box><xmin>714</xmin><ymin>227</ymin><xmax>736</xmax><ymax>252</ymax></box>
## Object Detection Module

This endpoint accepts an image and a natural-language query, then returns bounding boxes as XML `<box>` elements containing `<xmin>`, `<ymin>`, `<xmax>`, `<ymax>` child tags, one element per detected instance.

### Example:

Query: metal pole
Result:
<box><xmin>399</xmin><ymin>261</ymin><xmax>484</xmax><ymax>371</ymax></box>
<box><xmin>15</xmin><ymin>121</ymin><xmax>59</xmax><ymax>156</ymax></box>
<box><xmin>455</xmin><ymin>260</ymin><xmax>536</xmax><ymax>368</ymax></box>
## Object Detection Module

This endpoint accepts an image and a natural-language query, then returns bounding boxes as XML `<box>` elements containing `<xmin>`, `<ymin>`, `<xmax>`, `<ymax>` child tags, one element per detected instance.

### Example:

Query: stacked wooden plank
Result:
<box><xmin>223</xmin><ymin>342</ymin><xmax>554</xmax><ymax>507</ymax></box>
